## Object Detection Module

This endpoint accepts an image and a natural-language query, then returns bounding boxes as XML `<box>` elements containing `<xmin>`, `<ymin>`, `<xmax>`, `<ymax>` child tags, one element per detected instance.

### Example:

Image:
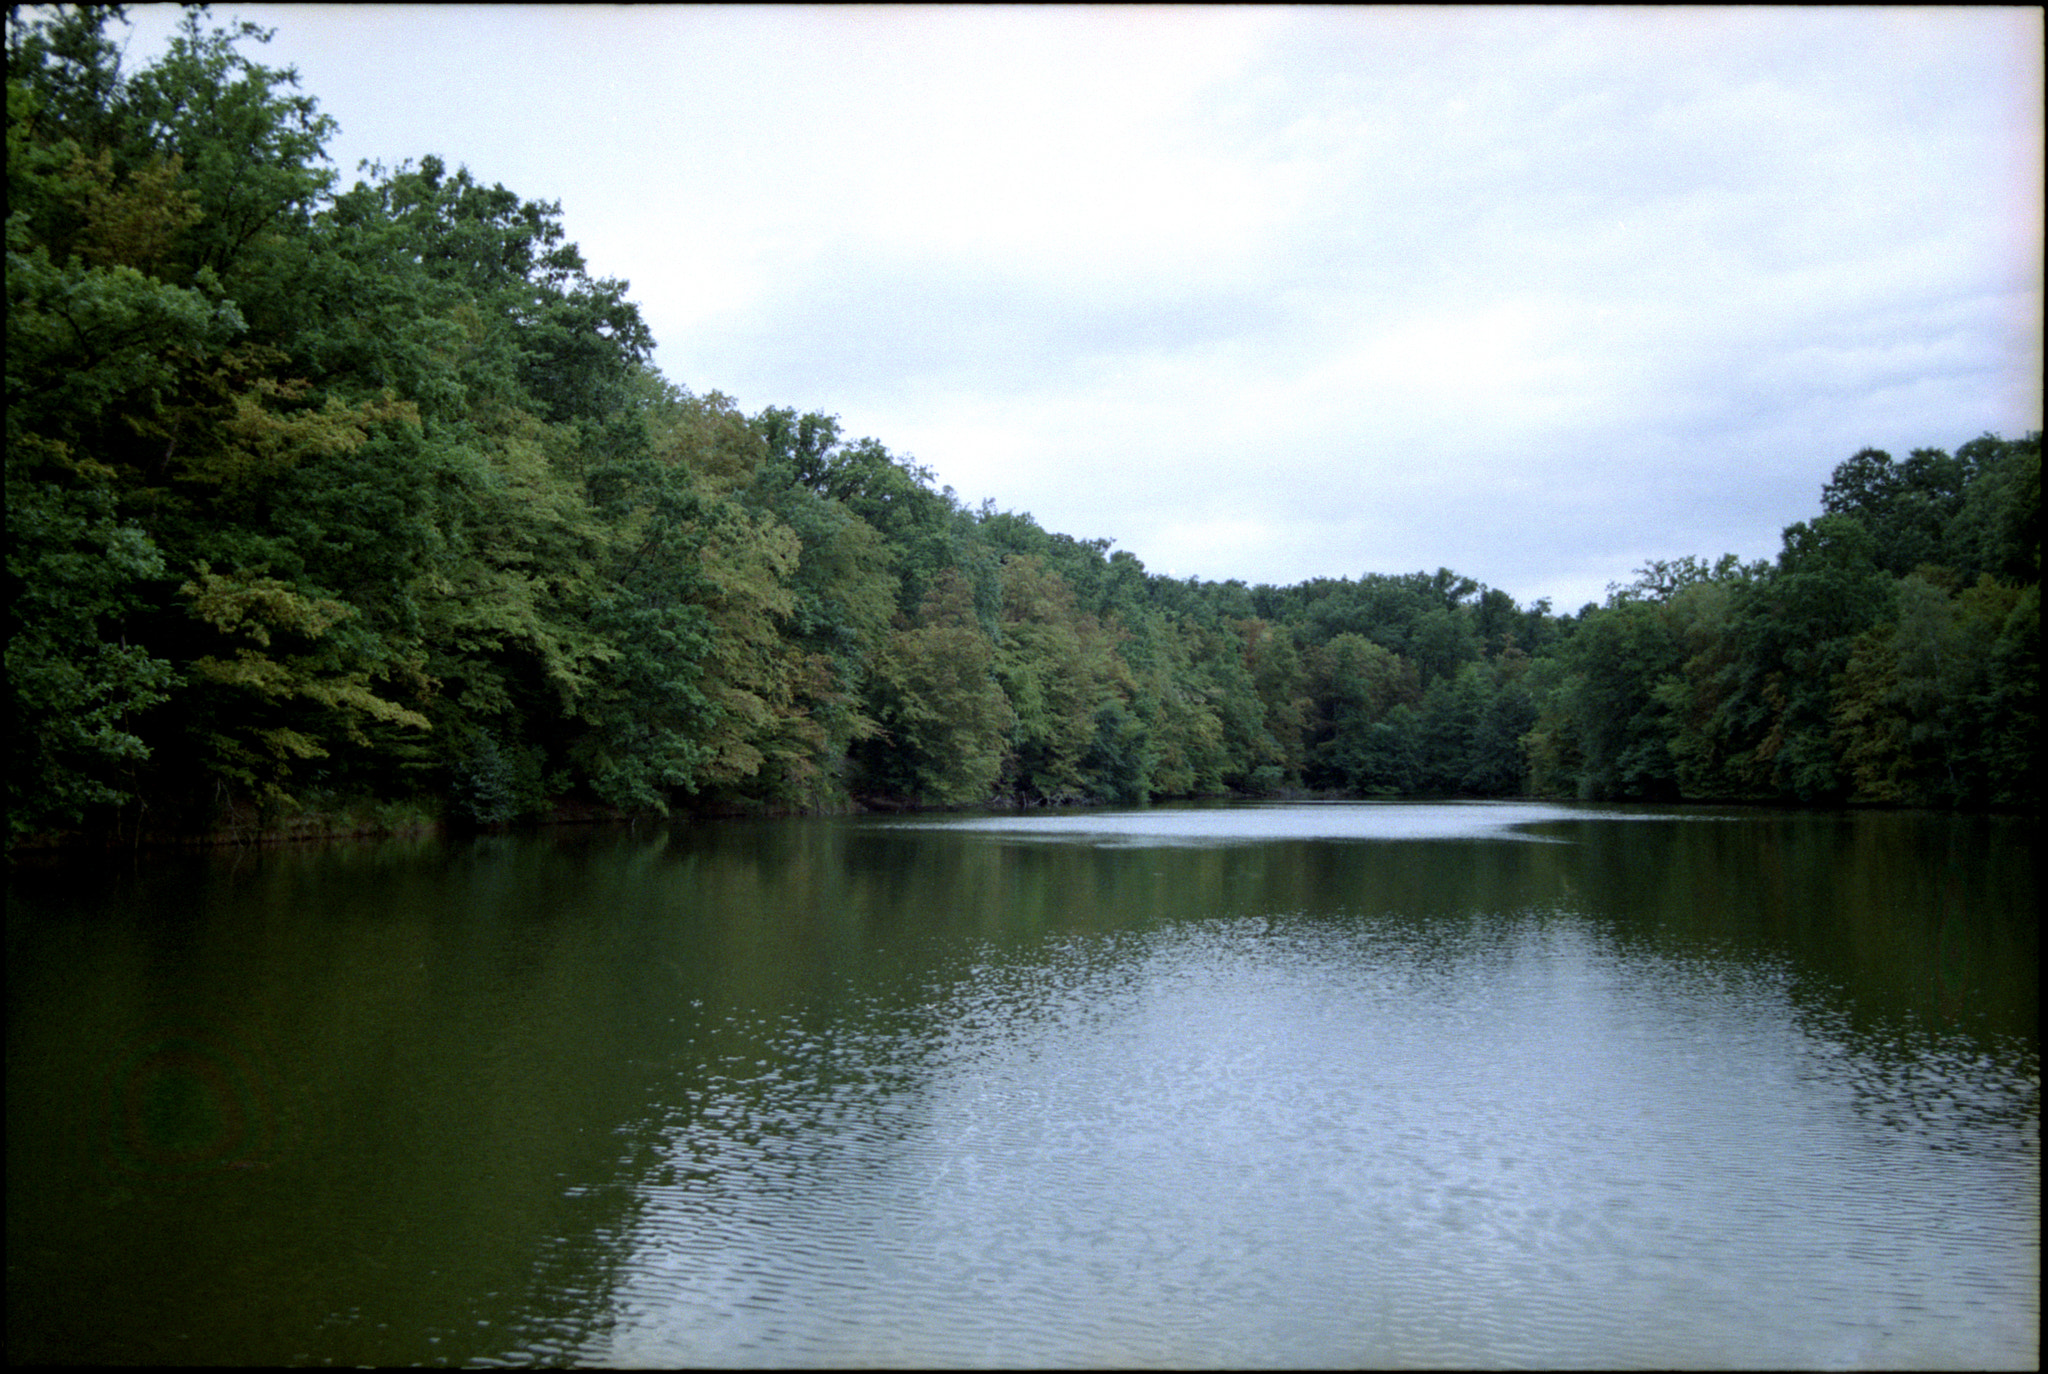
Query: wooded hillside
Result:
<box><xmin>8</xmin><ymin>10</ymin><xmax>2038</xmax><ymax>844</ymax></box>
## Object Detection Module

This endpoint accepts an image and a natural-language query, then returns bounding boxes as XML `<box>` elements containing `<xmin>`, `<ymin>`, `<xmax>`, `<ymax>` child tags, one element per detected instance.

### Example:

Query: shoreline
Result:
<box><xmin>11</xmin><ymin>788</ymin><xmax>2022</xmax><ymax>859</ymax></box>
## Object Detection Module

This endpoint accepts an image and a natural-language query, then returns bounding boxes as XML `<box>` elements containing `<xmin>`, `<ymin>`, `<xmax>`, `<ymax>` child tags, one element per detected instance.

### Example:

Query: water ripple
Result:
<box><xmin>581</xmin><ymin>911</ymin><xmax>2037</xmax><ymax>1369</ymax></box>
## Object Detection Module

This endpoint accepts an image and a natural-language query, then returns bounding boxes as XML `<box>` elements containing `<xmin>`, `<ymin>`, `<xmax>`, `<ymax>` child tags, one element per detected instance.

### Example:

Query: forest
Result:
<box><xmin>7</xmin><ymin>9</ymin><xmax>2040</xmax><ymax>847</ymax></box>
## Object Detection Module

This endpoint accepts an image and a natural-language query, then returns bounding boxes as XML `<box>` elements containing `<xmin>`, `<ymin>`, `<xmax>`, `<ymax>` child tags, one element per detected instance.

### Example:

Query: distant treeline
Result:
<box><xmin>7</xmin><ymin>10</ymin><xmax>2040</xmax><ymax>845</ymax></box>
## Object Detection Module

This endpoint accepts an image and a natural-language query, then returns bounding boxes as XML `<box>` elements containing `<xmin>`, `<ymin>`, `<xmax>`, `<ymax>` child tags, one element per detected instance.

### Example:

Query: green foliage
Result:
<box><xmin>1820</xmin><ymin>445</ymin><xmax>1975</xmax><ymax>578</ymax></box>
<box><xmin>1723</xmin><ymin>515</ymin><xmax>1896</xmax><ymax>800</ymax></box>
<box><xmin>5</xmin><ymin>436</ymin><xmax>177</xmax><ymax>840</ymax></box>
<box><xmin>1529</xmin><ymin>598</ymin><xmax>1682</xmax><ymax>800</ymax></box>
<box><xmin>1129</xmin><ymin>627</ymin><xmax>1230</xmax><ymax>798</ymax></box>
<box><xmin>1083</xmin><ymin>699</ymin><xmax>1153</xmax><ymax>804</ymax></box>
<box><xmin>1947</xmin><ymin>433</ymin><xmax>2041</xmax><ymax>584</ymax></box>
<box><xmin>116</xmin><ymin>10</ymin><xmax>338</xmax><ymax>296</ymax></box>
<box><xmin>752</xmin><ymin>407</ymin><xmax>959</xmax><ymax>615</ymax></box>
<box><xmin>864</xmin><ymin>569</ymin><xmax>1015</xmax><ymax>805</ymax></box>
<box><xmin>1650</xmin><ymin>576</ymin><xmax>1748</xmax><ymax>799</ymax></box>
<box><xmin>174</xmin><ymin>562</ymin><xmax>431</xmax><ymax>807</ymax></box>
<box><xmin>1238</xmin><ymin>617</ymin><xmax>1311</xmax><ymax>786</ymax></box>
<box><xmin>1460</xmin><ymin>651</ymin><xmax>1538</xmax><ymax>796</ymax></box>
<box><xmin>4</xmin><ymin>7</ymin><xmax>2035</xmax><ymax>841</ymax></box>
<box><xmin>1529</xmin><ymin>556</ymin><xmax>1762</xmax><ymax>801</ymax></box>
<box><xmin>447</xmin><ymin>727</ymin><xmax>544</xmax><ymax>827</ymax></box>
<box><xmin>5</xmin><ymin>5</ymin><xmax>129</xmax><ymax>151</ymax></box>
<box><xmin>1834</xmin><ymin>574</ymin><xmax>2039</xmax><ymax>808</ymax></box>
<box><xmin>1305</xmin><ymin>632</ymin><xmax>1416</xmax><ymax>789</ymax></box>
<box><xmin>1350</xmin><ymin>703</ymin><xmax>1425</xmax><ymax>796</ymax></box>
<box><xmin>296</xmin><ymin>154</ymin><xmax>651</xmax><ymax>427</ymax></box>
<box><xmin>1521</xmin><ymin>444</ymin><xmax>2038</xmax><ymax>811</ymax></box>
<box><xmin>988</xmin><ymin>554</ymin><xmax>1135</xmax><ymax>802</ymax></box>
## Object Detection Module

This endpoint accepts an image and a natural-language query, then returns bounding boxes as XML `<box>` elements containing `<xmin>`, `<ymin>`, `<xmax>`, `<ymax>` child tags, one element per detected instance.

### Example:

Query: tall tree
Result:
<box><xmin>862</xmin><ymin>568</ymin><xmax>1014</xmax><ymax>805</ymax></box>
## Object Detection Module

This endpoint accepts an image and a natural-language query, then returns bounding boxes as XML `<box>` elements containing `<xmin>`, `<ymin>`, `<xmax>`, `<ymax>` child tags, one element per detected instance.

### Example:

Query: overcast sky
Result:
<box><xmin>115</xmin><ymin>4</ymin><xmax>2042</xmax><ymax>610</ymax></box>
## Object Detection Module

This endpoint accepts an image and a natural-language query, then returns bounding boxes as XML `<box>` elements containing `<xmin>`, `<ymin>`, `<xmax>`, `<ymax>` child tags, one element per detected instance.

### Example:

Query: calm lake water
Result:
<box><xmin>6</xmin><ymin>801</ymin><xmax>2037</xmax><ymax>1368</ymax></box>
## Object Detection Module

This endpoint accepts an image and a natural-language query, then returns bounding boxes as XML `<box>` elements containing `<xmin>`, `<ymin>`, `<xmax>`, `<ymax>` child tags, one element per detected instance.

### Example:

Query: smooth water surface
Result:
<box><xmin>7</xmin><ymin>802</ymin><xmax>2038</xmax><ymax>1367</ymax></box>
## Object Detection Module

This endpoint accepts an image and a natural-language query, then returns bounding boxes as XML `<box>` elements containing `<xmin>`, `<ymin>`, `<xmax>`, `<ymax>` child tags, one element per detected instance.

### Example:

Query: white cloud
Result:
<box><xmin>111</xmin><ymin>4</ymin><xmax>2043</xmax><ymax>611</ymax></box>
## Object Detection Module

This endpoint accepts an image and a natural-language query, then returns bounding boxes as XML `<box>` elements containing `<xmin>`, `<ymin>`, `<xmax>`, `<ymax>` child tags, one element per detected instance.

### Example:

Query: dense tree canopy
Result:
<box><xmin>6</xmin><ymin>8</ymin><xmax>2039</xmax><ymax>845</ymax></box>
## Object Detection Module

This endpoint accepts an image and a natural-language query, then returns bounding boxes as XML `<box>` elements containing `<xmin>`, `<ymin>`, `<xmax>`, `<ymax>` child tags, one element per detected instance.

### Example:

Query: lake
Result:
<box><xmin>5</xmin><ymin>801</ymin><xmax>2037</xmax><ymax>1368</ymax></box>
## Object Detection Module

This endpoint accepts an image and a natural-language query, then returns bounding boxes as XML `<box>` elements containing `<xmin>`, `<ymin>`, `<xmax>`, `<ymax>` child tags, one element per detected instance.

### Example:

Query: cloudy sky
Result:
<box><xmin>116</xmin><ymin>5</ymin><xmax>2041</xmax><ymax>610</ymax></box>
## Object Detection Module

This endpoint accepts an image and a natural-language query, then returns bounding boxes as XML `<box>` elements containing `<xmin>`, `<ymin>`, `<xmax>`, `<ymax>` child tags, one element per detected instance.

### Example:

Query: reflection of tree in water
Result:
<box><xmin>1933</xmin><ymin>842</ymin><xmax>1977</xmax><ymax>1030</ymax></box>
<box><xmin>1791</xmin><ymin>993</ymin><xmax>2040</xmax><ymax>1162</ymax></box>
<box><xmin>96</xmin><ymin>1019</ymin><xmax>301</xmax><ymax>1181</ymax></box>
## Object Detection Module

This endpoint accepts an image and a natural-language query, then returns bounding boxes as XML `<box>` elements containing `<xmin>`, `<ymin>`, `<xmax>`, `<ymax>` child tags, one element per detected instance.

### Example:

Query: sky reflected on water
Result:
<box><xmin>890</xmin><ymin>800</ymin><xmax>1714</xmax><ymax>846</ymax></box>
<box><xmin>594</xmin><ymin>907</ymin><xmax>2037</xmax><ymax>1369</ymax></box>
<box><xmin>7</xmin><ymin>806</ymin><xmax>2033</xmax><ymax>1368</ymax></box>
